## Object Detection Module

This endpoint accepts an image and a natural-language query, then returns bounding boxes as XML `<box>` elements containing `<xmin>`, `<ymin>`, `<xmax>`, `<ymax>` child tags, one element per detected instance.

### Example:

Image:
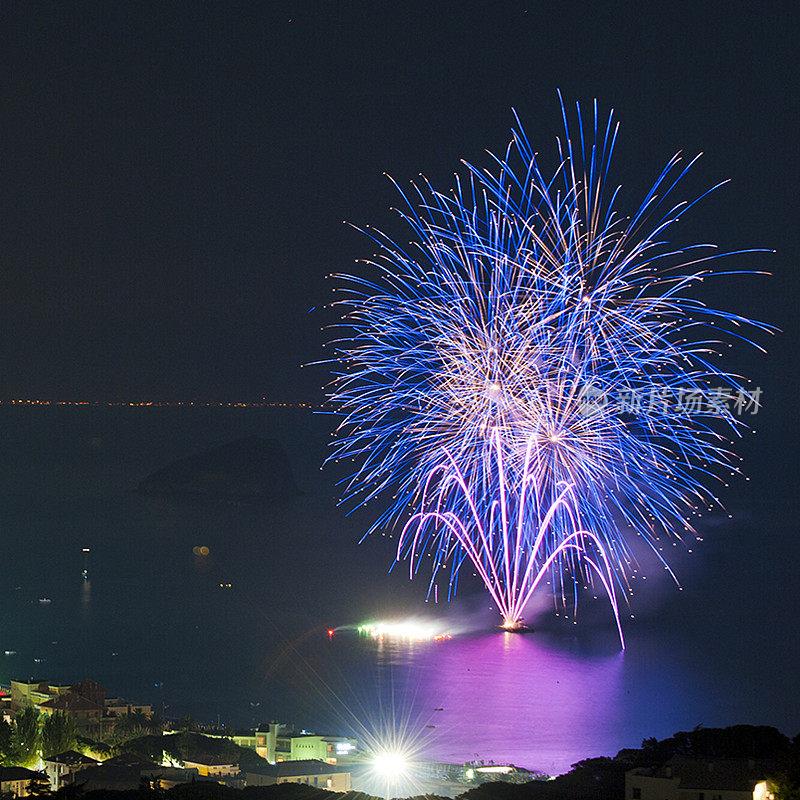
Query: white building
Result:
<box><xmin>626</xmin><ymin>757</ymin><xmax>775</xmax><ymax>800</ymax></box>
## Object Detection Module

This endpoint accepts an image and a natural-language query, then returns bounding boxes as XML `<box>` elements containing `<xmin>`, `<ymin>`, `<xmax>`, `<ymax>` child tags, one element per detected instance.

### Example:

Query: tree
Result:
<box><xmin>0</xmin><ymin>718</ymin><xmax>13</xmax><ymax>764</ymax></box>
<box><xmin>74</xmin><ymin>736</ymin><xmax>113</xmax><ymax>761</ymax></box>
<box><xmin>147</xmin><ymin>713</ymin><xmax>164</xmax><ymax>735</ymax></box>
<box><xmin>41</xmin><ymin>711</ymin><xmax>78</xmax><ymax>758</ymax></box>
<box><xmin>8</xmin><ymin>707</ymin><xmax>41</xmax><ymax>767</ymax></box>
<box><xmin>126</xmin><ymin>711</ymin><xmax>158</xmax><ymax>736</ymax></box>
<box><xmin>173</xmin><ymin>715</ymin><xmax>198</xmax><ymax>733</ymax></box>
<box><xmin>109</xmin><ymin>711</ymin><xmax>163</xmax><ymax>747</ymax></box>
<box><xmin>769</xmin><ymin>734</ymin><xmax>800</xmax><ymax>800</ymax></box>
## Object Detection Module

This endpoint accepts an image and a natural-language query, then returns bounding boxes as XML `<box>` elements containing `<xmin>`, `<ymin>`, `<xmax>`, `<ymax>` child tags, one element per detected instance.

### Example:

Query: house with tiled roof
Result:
<box><xmin>39</xmin><ymin>692</ymin><xmax>103</xmax><ymax>714</ymax></box>
<box><xmin>9</xmin><ymin>677</ymin><xmax>151</xmax><ymax>738</ymax></box>
<box><xmin>0</xmin><ymin>766</ymin><xmax>44</xmax><ymax>797</ymax></box>
<box><xmin>69</xmin><ymin>765</ymin><xmax>142</xmax><ymax>792</ymax></box>
<box><xmin>38</xmin><ymin>692</ymin><xmax>105</xmax><ymax>737</ymax></box>
<box><xmin>70</xmin><ymin>678</ymin><xmax>106</xmax><ymax>708</ymax></box>
<box><xmin>43</xmin><ymin>750</ymin><xmax>99</xmax><ymax>791</ymax></box>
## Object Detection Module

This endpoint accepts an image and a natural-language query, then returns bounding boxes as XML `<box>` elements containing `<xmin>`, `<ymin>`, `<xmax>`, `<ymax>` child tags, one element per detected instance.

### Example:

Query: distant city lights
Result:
<box><xmin>0</xmin><ymin>398</ymin><xmax>319</xmax><ymax>408</ymax></box>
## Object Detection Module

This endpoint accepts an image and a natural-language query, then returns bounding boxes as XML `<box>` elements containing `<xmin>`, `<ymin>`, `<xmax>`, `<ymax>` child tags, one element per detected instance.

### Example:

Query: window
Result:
<box><xmin>632</xmin><ymin>788</ymin><xmax>642</xmax><ymax>799</ymax></box>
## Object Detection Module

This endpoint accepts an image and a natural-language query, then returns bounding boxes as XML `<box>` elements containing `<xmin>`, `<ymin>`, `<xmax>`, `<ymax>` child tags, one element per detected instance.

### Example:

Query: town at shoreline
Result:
<box><xmin>0</xmin><ymin>676</ymin><xmax>797</xmax><ymax>800</ymax></box>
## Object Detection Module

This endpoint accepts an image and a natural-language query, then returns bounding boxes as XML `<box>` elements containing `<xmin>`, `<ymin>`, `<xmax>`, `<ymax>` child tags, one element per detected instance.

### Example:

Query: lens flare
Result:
<box><xmin>371</xmin><ymin>750</ymin><xmax>409</xmax><ymax>778</ymax></box>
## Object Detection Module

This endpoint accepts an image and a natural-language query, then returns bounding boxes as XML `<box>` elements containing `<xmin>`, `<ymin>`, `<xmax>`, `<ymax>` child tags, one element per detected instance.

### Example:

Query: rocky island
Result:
<box><xmin>136</xmin><ymin>436</ymin><xmax>300</xmax><ymax>502</ymax></box>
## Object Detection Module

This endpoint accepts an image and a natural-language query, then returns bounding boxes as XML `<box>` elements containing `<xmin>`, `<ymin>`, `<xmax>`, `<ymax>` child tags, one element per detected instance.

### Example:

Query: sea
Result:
<box><xmin>0</xmin><ymin>405</ymin><xmax>796</xmax><ymax>775</ymax></box>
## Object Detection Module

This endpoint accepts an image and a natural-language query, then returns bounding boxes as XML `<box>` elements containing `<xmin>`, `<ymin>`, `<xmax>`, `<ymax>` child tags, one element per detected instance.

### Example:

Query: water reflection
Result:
<box><xmin>80</xmin><ymin>579</ymin><xmax>91</xmax><ymax>619</ymax></box>
<box><xmin>378</xmin><ymin>632</ymin><xmax>625</xmax><ymax>774</ymax></box>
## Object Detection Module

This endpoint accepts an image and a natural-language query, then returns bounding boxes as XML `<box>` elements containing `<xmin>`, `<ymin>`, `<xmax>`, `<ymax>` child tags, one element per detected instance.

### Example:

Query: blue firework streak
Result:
<box><xmin>325</xmin><ymin>97</ymin><xmax>771</xmax><ymax>643</ymax></box>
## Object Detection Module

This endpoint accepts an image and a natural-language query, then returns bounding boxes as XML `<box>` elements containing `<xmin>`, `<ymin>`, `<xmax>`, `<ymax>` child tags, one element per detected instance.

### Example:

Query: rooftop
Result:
<box><xmin>103</xmin><ymin>753</ymin><xmax>158</xmax><ymax>768</ymax></box>
<box><xmin>44</xmin><ymin>750</ymin><xmax>99</xmax><ymax>766</ymax></box>
<box><xmin>630</xmin><ymin>758</ymin><xmax>777</xmax><ymax>792</ymax></box>
<box><xmin>248</xmin><ymin>760</ymin><xmax>350</xmax><ymax>778</ymax></box>
<box><xmin>182</xmin><ymin>756</ymin><xmax>238</xmax><ymax>767</ymax></box>
<box><xmin>76</xmin><ymin>765</ymin><xmax>142</xmax><ymax>790</ymax></box>
<box><xmin>0</xmin><ymin>766</ymin><xmax>40</xmax><ymax>781</ymax></box>
<box><xmin>39</xmin><ymin>692</ymin><xmax>104</xmax><ymax>712</ymax></box>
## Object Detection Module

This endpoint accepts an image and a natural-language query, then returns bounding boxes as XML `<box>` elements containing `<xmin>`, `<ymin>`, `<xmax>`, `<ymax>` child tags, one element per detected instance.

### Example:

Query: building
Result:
<box><xmin>181</xmin><ymin>756</ymin><xmax>239</xmax><ymax>778</ymax></box>
<box><xmin>65</xmin><ymin>754</ymin><xmax>199</xmax><ymax>792</ymax></box>
<box><xmin>70</xmin><ymin>679</ymin><xmax>106</xmax><ymax>708</ymax></box>
<box><xmin>38</xmin><ymin>692</ymin><xmax>105</xmax><ymax>738</ymax></box>
<box><xmin>66</xmin><ymin>760</ymin><xmax>199</xmax><ymax>792</ymax></box>
<box><xmin>8</xmin><ymin>677</ymin><xmax>150</xmax><ymax>736</ymax></box>
<box><xmin>43</xmin><ymin>750</ymin><xmax>99</xmax><ymax>791</ymax></box>
<box><xmin>0</xmin><ymin>767</ymin><xmax>43</xmax><ymax>797</ymax></box>
<box><xmin>0</xmin><ymin>692</ymin><xmax>12</xmax><ymax>723</ymax></box>
<box><xmin>245</xmin><ymin>759</ymin><xmax>351</xmax><ymax>791</ymax></box>
<box><xmin>71</xmin><ymin>765</ymin><xmax>144</xmax><ymax>792</ymax></box>
<box><xmin>9</xmin><ymin>680</ymin><xmax>71</xmax><ymax>711</ymax></box>
<box><xmin>626</xmin><ymin>757</ymin><xmax>776</xmax><ymax>800</ymax></box>
<box><xmin>753</xmin><ymin>780</ymin><xmax>777</xmax><ymax>800</ymax></box>
<box><xmin>274</xmin><ymin>732</ymin><xmax>358</xmax><ymax>764</ymax></box>
<box><xmin>105</xmin><ymin>697</ymin><xmax>152</xmax><ymax>717</ymax></box>
<box><xmin>230</xmin><ymin>723</ymin><xmax>280</xmax><ymax>762</ymax></box>
<box><xmin>141</xmin><ymin>766</ymin><xmax>203</xmax><ymax>790</ymax></box>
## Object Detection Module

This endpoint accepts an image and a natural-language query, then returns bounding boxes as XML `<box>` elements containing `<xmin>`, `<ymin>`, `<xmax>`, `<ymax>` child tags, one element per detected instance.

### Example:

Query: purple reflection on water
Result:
<box><xmin>262</xmin><ymin>621</ymin><xmax>738</xmax><ymax>779</ymax></box>
<box><xmin>392</xmin><ymin>632</ymin><xmax>624</xmax><ymax>774</ymax></box>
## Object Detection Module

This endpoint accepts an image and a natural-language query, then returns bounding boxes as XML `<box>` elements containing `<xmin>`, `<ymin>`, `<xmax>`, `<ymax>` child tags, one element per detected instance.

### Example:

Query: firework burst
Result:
<box><xmin>325</xmin><ymin>96</ymin><xmax>770</xmax><ymax>640</ymax></box>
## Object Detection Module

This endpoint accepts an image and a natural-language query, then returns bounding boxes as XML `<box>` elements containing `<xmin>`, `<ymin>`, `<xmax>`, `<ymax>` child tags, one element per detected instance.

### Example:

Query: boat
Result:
<box><xmin>38</xmin><ymin>598</ymin><xmax>51</xmax><ymax>604</ymax></box>
<box><xmin>496</xmin><ymin>621</ymin><xmax>533</xmax><ymax>633</ymax></box>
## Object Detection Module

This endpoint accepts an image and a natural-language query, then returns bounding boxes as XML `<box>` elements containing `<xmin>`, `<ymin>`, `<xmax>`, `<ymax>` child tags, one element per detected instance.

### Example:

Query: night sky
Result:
<box><xmin>0</xmin><ymin>2</ymin><xmax>796</xmax><ymax>495</ymax></box>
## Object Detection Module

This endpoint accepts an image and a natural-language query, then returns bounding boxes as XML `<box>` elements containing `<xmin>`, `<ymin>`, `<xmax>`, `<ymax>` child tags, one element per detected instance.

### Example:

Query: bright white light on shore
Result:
<box><xmin>356</xmin><ymin>719</ymin><xmax>432</xmax><ymax>798</ymax></box>
<box><xmin>356</xmin><ymin>619</ymin><xmax>451</xmax><ymax>640</ymax></box>
<box><xmin>372</xmin><ymin>751</ymin><xmax>408</xmax><ymax>779</ymax></box>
